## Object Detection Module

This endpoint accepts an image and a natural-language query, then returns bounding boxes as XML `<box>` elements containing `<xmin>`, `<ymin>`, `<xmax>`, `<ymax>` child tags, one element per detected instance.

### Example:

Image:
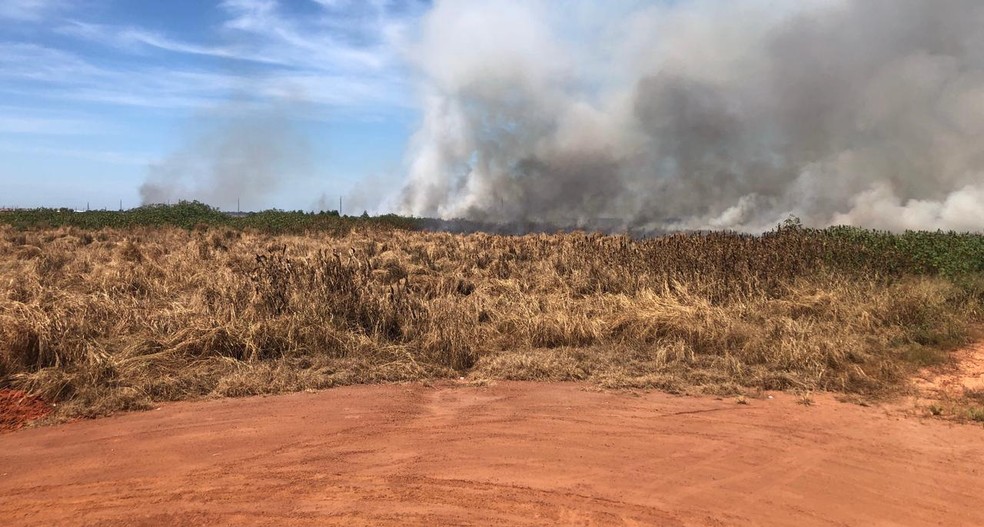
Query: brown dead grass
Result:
<box><xmin>0</xmin><ymin>225</ymin><xmax>980</xmax><ymax>419</ymax></box>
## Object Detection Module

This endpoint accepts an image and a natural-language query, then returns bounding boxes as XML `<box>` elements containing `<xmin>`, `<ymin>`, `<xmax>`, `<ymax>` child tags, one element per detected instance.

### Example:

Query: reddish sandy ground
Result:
<box><xmin>915</xmin><ymin>341</ymin><xmax>984</xmax><ymax>397</ymax></box>
<box><xmin>1</xmin><ymin>381</ymin><xmax>983</xmax><ymax>526</ymax></box>
<box><xmin>0</xmin><ymin>390</ymin><xmax>50</xmax><ymax>433</ymax></box>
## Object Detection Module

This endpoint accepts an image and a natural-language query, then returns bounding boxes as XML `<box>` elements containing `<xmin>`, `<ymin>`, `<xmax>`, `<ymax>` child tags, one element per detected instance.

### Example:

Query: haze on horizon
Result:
<box><xmin>2</xmin><ymin>0</ymin><xmax>983</xmax><ymax>232</ymax></box>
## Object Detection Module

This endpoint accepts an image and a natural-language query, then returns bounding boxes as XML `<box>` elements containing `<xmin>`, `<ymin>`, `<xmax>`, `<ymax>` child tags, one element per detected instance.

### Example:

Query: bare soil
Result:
<box><xmin>914</xmin><ymin>341</ymin><xmax>984</xmax><ymax>396</ymax></box>
<box><xmin>0</xmin><ymin>390</ymin><xmax>50</xmax><ymax>433</ymax></box>
<box><xmin>1</xmin><ymin>381</ymin><xmax>983</xmax><ymax>526</ymax></box>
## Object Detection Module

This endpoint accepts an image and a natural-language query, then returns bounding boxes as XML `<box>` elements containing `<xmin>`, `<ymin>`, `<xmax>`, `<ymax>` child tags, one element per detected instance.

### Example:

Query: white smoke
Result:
<box><xmin>397</xmin><ymin>0</ymin><xmax>984</xmax><ymax>232</ymax></box>
<box><xmin>140</xmin><ymin>102</ymin><xmax>311</xmax><ymax>211</ymax></box>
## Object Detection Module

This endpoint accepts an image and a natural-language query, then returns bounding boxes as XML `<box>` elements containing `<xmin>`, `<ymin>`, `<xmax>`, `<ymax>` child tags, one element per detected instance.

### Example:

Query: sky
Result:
<box><xmin>0</xmin><ymin>0</ymin><xmax>429</xmax><ymax>211</ymax></box>
<box><xmin>3</xmin><ymin>0</ymin><xmax>982</xmax><ymax>232</ymax></box>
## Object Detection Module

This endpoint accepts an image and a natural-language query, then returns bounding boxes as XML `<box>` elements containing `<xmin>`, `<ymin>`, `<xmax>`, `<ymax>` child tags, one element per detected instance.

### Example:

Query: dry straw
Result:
<box><xmin>0</xmin><ymin>225</ymin><xmax>980</xmax><ymax>418</ymax></box>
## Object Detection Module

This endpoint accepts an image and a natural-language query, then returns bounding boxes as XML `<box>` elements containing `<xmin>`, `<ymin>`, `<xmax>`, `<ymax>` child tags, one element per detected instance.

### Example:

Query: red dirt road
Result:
<box><xmin>1</xmin><ymin>382</ymin><xmax>982</xmax><ymax>527</ymax></box>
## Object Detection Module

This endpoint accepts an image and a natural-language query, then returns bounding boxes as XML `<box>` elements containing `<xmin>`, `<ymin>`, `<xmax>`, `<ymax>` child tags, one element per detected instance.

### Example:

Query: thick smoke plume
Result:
<box><xmin>140</xmin><ymin>104</ymin><xmax>310</xmax><ymax>211</ymax></box>
<box><xmin>398</xmin><ymin>0</ymin><xmax>984</xmax><ymax>232</ymax></box>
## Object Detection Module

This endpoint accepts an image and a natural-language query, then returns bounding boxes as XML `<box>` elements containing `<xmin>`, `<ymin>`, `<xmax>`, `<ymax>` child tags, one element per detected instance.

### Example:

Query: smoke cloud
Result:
<box><xmin>140</xmin><ymin>103</ymin><xmax>311</xmax><ymax>211</ymax></box>
<box><xmin>397</xmin><ymin>0</ymin><xmax>984</xmax><ymax>232</ymax></box>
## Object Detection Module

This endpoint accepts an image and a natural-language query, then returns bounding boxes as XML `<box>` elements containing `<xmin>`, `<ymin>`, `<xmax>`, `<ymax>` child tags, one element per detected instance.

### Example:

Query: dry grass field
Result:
<box><xmin>2</xmin><ymin>221</ymin><xmax>981</xmax><ymax>420</ymax></box>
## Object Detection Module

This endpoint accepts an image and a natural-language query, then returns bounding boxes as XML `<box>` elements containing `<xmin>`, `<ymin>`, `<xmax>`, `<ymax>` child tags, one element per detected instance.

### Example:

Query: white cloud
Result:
<box><xmin>220</xmin><ymin>0</ymin><xmax>280</xmax><ymax>32</ymax></box>
<box><xmin>57</xmin><ymin>21</ymin><xmax>286</xmax><ymax>66</ymax></box>
<box><xmin>0</xmin><ymin>115</ymin><xmax>106</xmax><ymax>135</ymax></box>
<box><xmin>0</xmin><ymin>0</ymin><xmax>64</xmax><ymax>21</ymax></box>
<box><xmin>37</xmin><ymin>1</ymin><xmax>424</xmax><ymax>114</ymax></box>
<box><xmin>217</xmin><ymin>0</ymin><xmax>399</xmax><ymax>71</ymax></box>
<box><xmin>0</xmin><ymin>141</ymin><xmax>151</xmax><ymax>165</ymax></box>
<box><xmin>0</xmin><ymin>43</ymin><xmax>240</xmax><ymax>109</ymax></box>
<box><xmin>0</xmin><ymin>43</ymin><xmax>102</xmax><ymax>81</ymax></box>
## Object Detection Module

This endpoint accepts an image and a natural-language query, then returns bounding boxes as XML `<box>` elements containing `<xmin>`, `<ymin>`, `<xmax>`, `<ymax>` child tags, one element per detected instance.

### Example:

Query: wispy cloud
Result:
<box><xmin>0</xmin><ymin>43</ymin><xmax>239</xmax><ymax>109</ymax></box>
<box><xmin>1</xmin><ymin>0</ymin><xmax>428</xmax><ymax>209</ymax></box>
<box><xmin>0</xmin><ymin>0</ymin><xmax>64</xmax><ymax>21</ymax></box>
<box><xmin>0</xmin><ymin>141</ymin><xmax>152</xmax><ymax>165</ymax></box>
<box><xmin>217</xmin><ymin>0</ymin><xmax>408</xmax><ymax>71</ymax></box>
<box><xmin>56</xmin><ymin>21</ymin><xmax>286</xmax><ymax>66</ymax></box>
<box><xmin>35</xmin><ymin>1</ymin><xmax>424</xmax><ymax>114</ymax></box>
<box><xmin>0</xmin><ymin>44</ymin><xmax>407</xmax><ymax>113</ymax></box>
<box><xmin>0</xmin><ymin>115</ymin><xmax>107</xmax><ymax>135</ymax></box>
<box><xmin>0</xmin><ymin>43</ymin><xmax>102</xmax><ymax>82</ymax></box>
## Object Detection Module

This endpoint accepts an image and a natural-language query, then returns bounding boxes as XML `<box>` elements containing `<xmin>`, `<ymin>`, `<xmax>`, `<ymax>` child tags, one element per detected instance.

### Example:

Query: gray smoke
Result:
<box><xmin>140</xmin><ymin>103</ymin><xmax>310</xmax><ymax>211</ymax></box>
<box><xmin>397</xmin><ymin>0</ymin><xmax>984</xmax><ymax>232</ymax></box>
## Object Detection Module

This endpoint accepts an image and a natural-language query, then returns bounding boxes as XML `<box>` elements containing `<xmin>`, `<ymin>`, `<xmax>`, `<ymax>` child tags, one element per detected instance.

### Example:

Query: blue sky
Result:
<box><xmin>0</xmin><ymin>0</ymin><xmax>430</xmax><ymax>211</ymax></box>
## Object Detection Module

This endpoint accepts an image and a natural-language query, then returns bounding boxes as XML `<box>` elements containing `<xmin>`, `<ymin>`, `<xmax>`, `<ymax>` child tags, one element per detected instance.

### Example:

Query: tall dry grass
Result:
<box><xmin>0</xmin><ymin>225</ymin><xmax>980</xmax><ymax>418</ymax></box>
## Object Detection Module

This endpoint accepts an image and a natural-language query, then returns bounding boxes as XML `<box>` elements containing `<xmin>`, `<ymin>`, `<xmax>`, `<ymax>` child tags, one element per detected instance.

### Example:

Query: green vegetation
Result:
<box><xmin>0</xmin><ymin>201</ymin><xmax>421</xmax><ymax>234</ymax></box>
<box><xmin>3</xmin><ymin>204</ymin><xmax>982</xmax><ymax>281</ymax></box>
<box><xmin>821</xmin><ymin>225</ymin><xmax>984</xmax><ymax>277</ymax></box>
<box><xmin>2</xmin><ymin>204</ymin><xmax>981</xmax><ymax>278</ymax></box>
